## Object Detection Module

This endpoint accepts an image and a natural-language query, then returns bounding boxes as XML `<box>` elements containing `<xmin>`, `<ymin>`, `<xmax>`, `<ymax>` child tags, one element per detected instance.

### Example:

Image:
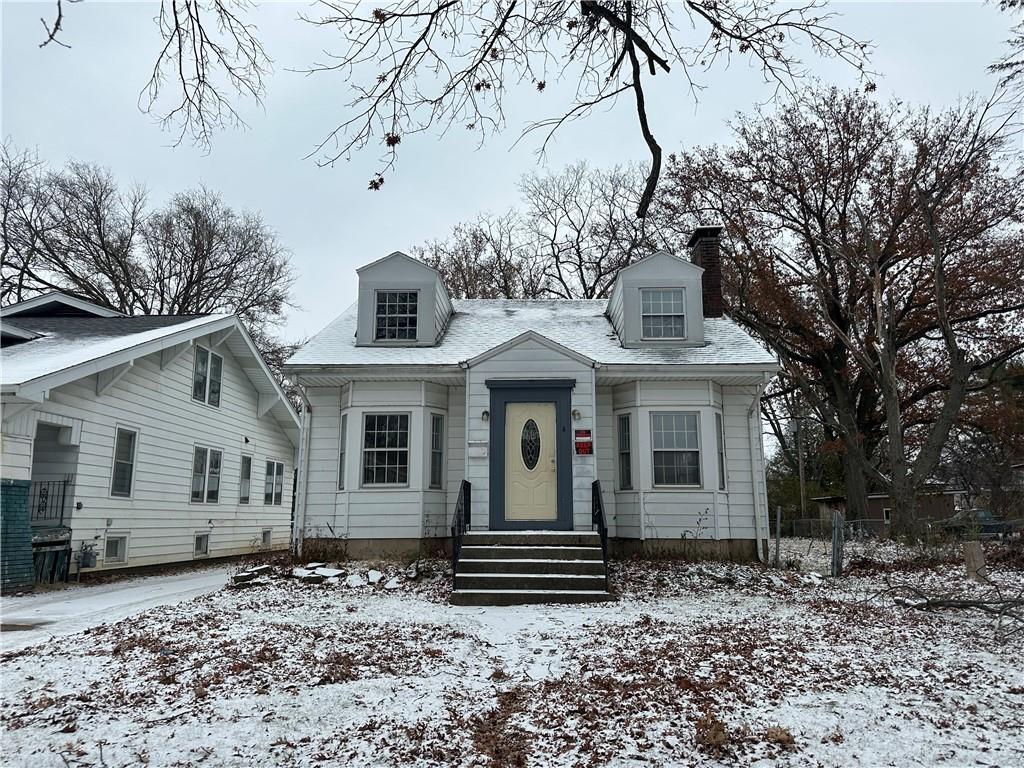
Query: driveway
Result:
<box><xmin>0</xmin><ymin>565</ymin><xmax>227</xmax><ymax>652</ymax></box>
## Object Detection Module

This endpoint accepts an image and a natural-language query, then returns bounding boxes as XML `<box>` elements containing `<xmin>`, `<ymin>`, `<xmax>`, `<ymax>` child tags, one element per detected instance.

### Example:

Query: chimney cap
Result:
<box><xmin>687</xmin><ymin>225</ymin><xmax>723</xmax><ymax>248</ymax></box>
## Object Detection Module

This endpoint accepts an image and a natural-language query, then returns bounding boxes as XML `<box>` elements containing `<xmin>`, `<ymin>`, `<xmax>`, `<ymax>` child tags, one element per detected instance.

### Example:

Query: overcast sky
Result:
<box><xmin>1</xmin><ymin>1</ymin><xmax>1013</xmax><ymax>342</ymax></box>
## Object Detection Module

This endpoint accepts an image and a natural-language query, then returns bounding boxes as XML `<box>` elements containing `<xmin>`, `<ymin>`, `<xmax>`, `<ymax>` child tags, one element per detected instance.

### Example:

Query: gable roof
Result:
<box><xmin>616</xmin><ymin>249</ymin><xmax>703</xmax><ymax>275</ymax></box>
<box><xmin>1</xmin><ymin>313</ymin><xmax>299</xmax><ymax>443</ymax></box>
<box><xmin>2</xmin><ymin>291</ymin><xmax>126</xmax><ymax>318</ymax></box>
<box><xmin>286</xmin><ymin>298</ymin><xmax>778</xmax><ymax>370</ymax></box>
<box><xmin>464</xmin><ymin>330</ymin><xmax>596</xmax><ymax>367</ymax></box>
<box><xmin>356</xmin><ymin>250</ymin><xmax>438</xmax><ymax>275</ymax></box>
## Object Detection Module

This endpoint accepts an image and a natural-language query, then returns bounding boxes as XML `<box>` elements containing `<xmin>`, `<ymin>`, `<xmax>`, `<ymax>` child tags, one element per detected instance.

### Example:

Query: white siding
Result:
<box><xmin>6</xmin><ymin>338</ymin><xmax>296</xmax><ymax>571</ymax></box>
<box><xmin>595</xmin><ymin>387</ymin><xmax>617</xmax><ymax>537</ymax></box>
<box><xmin>465</xmin><ymin>338</ymin><xmax>596</xmax><ymax>531</ymax></box>
<box><xmin>304</xmin><ymin>380</ymin><xmax>457</xmax><ymax>542</ymax></box>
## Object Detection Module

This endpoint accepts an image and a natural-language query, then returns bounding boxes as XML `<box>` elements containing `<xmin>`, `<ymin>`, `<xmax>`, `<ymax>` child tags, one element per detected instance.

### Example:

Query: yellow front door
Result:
<box><xmin>504</xmin><ymin>402</ymin><xmax>557</xmax><ymax>522</ymax></box>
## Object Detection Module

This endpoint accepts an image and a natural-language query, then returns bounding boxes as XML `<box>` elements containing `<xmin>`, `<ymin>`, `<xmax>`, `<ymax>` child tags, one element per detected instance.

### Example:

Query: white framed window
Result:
<box><xmin>651</xmin><ymin>412</ymin><xmax>701</xmax><ymax>487</ymax></box>
<box><xmin>110</xmin><ymin>427</ymin><xmax>138</xmax><ymax>498</ymax></box>
<box><xmin>617</xmin><ymin>413</ymin><xmax>632</xmax><ymax>490</ymax></box>
<box><xmin>261</xmin><ymin>528</ymin><xmax>272</xmax><ymax>547</ymax></box>
<box><xmin>239</xmin><ymin>455</ymin><xmax>252</xmax><ymax>504</ymax></box>
<box><xmin>191</xmin><ymin>446</ymin><xmax>223</xmax><ymax>503</ymax></box>
<box><xmin>883</xmin><ymin>507</ymin><xmax>892</xmax><ymax>525</ymax></box>
<box><xmin>264</xmin><ymin>460</ymin><xmax>285</xmax><ymax>505</ymax></box>
<box><xmin>362</xmin><ymin>413</ymin><xmax>410</xmax><ymax>486</ymax></box>
<box><xmin>338</xmin><ymin>413</ymin><xmax>348</xmax><ymax>490</ymax></box>
<box><xmin>104</xmin><ymin>533</ymin><xmax>128</xmax><ymax>563</ymax></box>
<box><xmin>194</xmin><ymin>532</ymin><xmax>210</xmax><ymax>557</ymax></box>
<box><xmin>192</xmin><ymin>346</ymin><xmax>223</xmax><ymax>406</ymax></box>
<box><xmin>429</xmin><ymin>413</ymin><xmax>445</xmax><ymax>489</ymax></box>
<box><xmin>641</xmin><ymin>288</ymin><xmax>686</xmax><ymax>339</ymax></box>
<box><xmin>374</xmin><ymin>290</ymin><xmax>418</xmax><ymax>340</ymax></box>
<box><xmin>715</xmin><ymin>412</ymin><xmax>727</xmax><ymax>491</ymax></box>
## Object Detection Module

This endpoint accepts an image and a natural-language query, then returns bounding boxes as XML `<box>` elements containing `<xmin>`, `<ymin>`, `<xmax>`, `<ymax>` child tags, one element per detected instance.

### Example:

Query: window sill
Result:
<box><xmin>649</xmin><ymin>485</ymin><xmax>704</xmax><ymax>491</ymax></box>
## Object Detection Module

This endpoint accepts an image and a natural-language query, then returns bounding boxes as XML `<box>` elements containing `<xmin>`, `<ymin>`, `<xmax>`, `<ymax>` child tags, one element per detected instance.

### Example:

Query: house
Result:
<box><xmin>811</xmin><ymin>486</ymin><xmax>966</xmax><ymax>535</ymax></box>
<box><xmin>284</xmin><ymin>227</ymin><xmax>779</xmax><ymax>602</ymax></box>
<box><xmin>0</xmin><ymin>293</ymin><xmax>300</xmax><ymax>592</ymax></box>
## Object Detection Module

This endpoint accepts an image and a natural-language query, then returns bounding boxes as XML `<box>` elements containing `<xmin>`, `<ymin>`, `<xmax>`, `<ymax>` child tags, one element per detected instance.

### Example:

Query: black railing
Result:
<box><xmin>592</xmin><ymin>479</ymin><xmax>610</xmax><ymax>591</ymax></box>
<box><xmin>451</xmin><ymin>479</ymin><xmax>471</xmax><ymax>576</ymax></box>
<box><xmin>29</xmin><ymin>476</ymin><xmax>73</xmax><ymax>524</ymax></box>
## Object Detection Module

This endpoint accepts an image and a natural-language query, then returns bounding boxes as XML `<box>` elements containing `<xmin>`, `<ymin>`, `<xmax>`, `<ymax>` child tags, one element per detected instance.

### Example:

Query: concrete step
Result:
<box><xmin>459</xmin><ymin>545</ymin><xmax>604</xmax><ymax>561</ymax></box>
<box><xmin>454</xmin><ymin>573</ymin><xmax>608</xmax><ymax>591</ymax></box>
<box><xmin>462</xmin><ymin>531</ymin><xmax>601</xmax><ymax>547</ymax></box>
<box><xmin>450</xmin><ymin>589</ymin><xmax>614</xmax><ymax>606</ymax></box>
<box><xmin>456</xmin><ymin>558</ymin><xmax>607</xmax><ymax>575</ymax></box>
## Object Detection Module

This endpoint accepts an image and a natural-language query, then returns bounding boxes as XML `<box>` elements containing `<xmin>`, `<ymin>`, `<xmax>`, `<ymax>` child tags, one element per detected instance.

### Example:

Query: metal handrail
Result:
<box><xmin>451</xmin><ymin>479</ymin><xmax>471</xmax><ymax>576</ymax></box>
<box><xmin>592</xmin><ymin>479</ymin><xmax>610</xmax><ymax>591</ymax></box>
<box><xmin>29</xmin><ymin>476</ymin><xmax>74</xmax><ymax>524</ymax></box>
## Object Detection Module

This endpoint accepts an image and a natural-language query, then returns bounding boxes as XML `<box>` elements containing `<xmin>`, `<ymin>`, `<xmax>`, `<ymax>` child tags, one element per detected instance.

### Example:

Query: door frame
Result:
<box><xmin>486</xmin><ymin>379</ymin><xmax>575</xmax><ymax>531</ymax></box>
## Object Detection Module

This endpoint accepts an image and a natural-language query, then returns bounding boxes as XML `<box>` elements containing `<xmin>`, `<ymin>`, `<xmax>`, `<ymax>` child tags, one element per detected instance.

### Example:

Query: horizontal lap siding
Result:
<box><xmin>445</xmin><ymin>387</ymin><xmax>466</xmax><ymax>530</ymax></box>
<box><xmin>608</xmin><ymin>379</ymin><xmax>760</xmax><ymax>542</ymax></box>
<box><xmin>304</xmin><ymin>387</ymin><xmax>345</xmax><ymax>538</ymax></box>
<box><xmin>595</xmin><ymin>388</ymin><xmax>617</xmax><ymax>537</ymax></box>
<box><xmin>721</xmin><ymin>386</ymin><xmax>760</xmax><ymax>539</ymax></box>
<box><xmin>29</xmin><ymin>339</ymin><xmax>295</xmax><ymax>570</ymax></box>
<box><xmin>465</xmin><ymin>339</ymin><xmax>595</xmax><ymax>531</ymax></box>
<box><xmin>306</xmin><ymin>381</ymin><xmax>454</xmax><ymax>541</ymax></box>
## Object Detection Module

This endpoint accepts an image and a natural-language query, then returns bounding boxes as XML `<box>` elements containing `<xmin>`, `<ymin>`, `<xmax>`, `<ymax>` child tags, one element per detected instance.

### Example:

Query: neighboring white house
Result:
<box><xmin>285</xmin><ymin>227</ymin><xmax>780</xmax><ymax>562</ymax></box>
<box><xmin>0</xmin><ymin>293</ymin><xmax>299</xmax><ymax>591</ymax></box>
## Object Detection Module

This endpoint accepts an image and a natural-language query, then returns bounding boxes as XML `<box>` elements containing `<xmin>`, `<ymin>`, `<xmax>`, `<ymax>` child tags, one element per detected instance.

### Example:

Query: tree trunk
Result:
<box><xmin>842</xmin><ymin>451</ymin><xmax>869</xmax><ymax>525</ymax></box>
<box><xmin>888</xmin><ymin>474</ymin><xmax>919</xmax><ymax>538</ymax></box>
<box><xmin>964</xmin><ymin>541</ymin><xmax>986</xmax><ymax>583</ymax></box>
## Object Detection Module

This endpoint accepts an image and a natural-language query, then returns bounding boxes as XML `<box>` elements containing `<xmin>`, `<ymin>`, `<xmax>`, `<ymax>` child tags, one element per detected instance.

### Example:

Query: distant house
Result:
<box><xmin>811</xmin><ymin>487</ymin><xmax>966</xmax><ymax>535</ymax></box>
<box><xmin>0</xmin><ymin>293</ymin><xmax>299</xmax><ymax>591</ymax></box>
<box><xmin>285</xmin><ymin>228</ymin><xmax>779</xmax><ymax>603</ymax></box>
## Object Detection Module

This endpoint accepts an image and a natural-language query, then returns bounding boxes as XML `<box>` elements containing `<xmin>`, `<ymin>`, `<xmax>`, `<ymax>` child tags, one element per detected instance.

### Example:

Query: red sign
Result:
<box><xmin>574</xmin><ymin>429</ymin><xmax>593</xmax><ymax>455</ymax></box>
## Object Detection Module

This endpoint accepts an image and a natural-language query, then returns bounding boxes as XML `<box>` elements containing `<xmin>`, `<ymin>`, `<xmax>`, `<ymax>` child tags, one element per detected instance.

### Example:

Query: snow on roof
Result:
<box><xmin>287</xmin><ymin>299</ymin><xmax>778</xmax><ymax>368</ymax></box>
<box><xmin>2</xmin><ymin>291</ymin><xmax>126</xmax><ymax>318</ymax></box>
<box><xmin>1</xmin><ymin>314</ymin><xmax>228</xmax><ymax>387</ymax></box>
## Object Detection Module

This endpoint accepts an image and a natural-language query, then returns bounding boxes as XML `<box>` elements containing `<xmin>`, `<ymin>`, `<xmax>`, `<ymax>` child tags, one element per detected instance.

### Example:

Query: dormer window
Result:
<box><xmin>375</xmin><ymin>290</ymin><xmax>418</xmax><ymax>340</ymax></box>
<box><xmin>641</xmin><ymin>288</ymin><xmax>685</xmax><ymax>339</ymax></box>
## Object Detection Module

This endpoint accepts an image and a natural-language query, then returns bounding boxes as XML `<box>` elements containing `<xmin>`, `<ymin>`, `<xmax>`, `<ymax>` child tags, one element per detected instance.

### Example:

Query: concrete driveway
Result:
<box><xmin>0</xmin><ymin>566</ymin><xmax>228</xmax><ymax>652</ymax></box>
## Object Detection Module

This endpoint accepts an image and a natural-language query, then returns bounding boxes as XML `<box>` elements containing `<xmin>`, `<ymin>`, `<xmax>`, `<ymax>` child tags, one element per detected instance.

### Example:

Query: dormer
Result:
<box><xmin>355</xmin><ymin>251</ymin><xmax>453</xmax><ymax>346</ymax></box>
<box><xmin>606</xmin><ymin>250</ymin><xmax>707</xmax><ymax>348</ymax></box>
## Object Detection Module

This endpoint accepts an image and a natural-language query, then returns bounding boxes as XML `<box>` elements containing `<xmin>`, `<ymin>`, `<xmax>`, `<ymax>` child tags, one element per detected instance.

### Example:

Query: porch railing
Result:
<box><xmin>592</xmin><ymin>479</ymin><xmax>610</xmax><ymax>591</ymax></box>
<box><xmin>451</xmin><ymin>479</ymin><xmax>471</xmax><ymax>576</ymax></box>
<box><xmin>29</xmin><ymin>476</ymin><xmax>74</xmax><ymax>525</ymax></box>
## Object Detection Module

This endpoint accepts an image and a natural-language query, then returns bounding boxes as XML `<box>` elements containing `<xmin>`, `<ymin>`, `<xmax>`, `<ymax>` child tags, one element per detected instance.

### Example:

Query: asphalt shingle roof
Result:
<box><xmin>287</xmin><ymin>299</ymin><xmax>777</xmax><ymax>368</ymax></box>
<box><xmin>1</xmin><ymin>314</ymin><xmax>228</xmax><ymax>386</ymax></box>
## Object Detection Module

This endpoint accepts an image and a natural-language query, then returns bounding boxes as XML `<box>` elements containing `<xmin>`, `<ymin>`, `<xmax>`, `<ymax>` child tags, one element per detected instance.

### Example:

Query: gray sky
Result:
<box><xmin>1</xmin><ymin>1</ymin><xmax>1012</xmax><ymax>342</ymax></box>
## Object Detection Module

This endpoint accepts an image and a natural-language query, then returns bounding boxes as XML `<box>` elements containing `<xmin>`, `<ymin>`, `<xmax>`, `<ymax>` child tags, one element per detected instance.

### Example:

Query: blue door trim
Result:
<box><xmin>486</xmin><ymin>379</ymin><xmax>575</xmax><ymax>531</ymax></box>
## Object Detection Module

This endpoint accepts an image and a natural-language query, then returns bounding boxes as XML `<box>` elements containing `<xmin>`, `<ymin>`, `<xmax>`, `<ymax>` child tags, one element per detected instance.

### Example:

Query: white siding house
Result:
<box><xmin>286</xmin><ymin>228</ymin><xmax>779</xmax><ymax>562</ymax></box>
<box><xmin>0</xmin><ymin>294</ymin><xmax>299</xmax><ymax>591</ymax></box>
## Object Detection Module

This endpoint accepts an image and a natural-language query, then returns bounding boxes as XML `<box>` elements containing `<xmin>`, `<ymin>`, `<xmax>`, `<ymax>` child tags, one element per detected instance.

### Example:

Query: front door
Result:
<box><xmin>504</xmin><ymin>402</ymin><xmax>557</xmax><ymax>522</ymax></box>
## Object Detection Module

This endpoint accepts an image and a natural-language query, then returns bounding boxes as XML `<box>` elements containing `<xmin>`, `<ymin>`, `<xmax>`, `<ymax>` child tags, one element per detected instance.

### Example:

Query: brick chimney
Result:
<box><xmin>688</xmin><ymin>225</ymin><xmax>724</xmax><ymax>318</ymax></box>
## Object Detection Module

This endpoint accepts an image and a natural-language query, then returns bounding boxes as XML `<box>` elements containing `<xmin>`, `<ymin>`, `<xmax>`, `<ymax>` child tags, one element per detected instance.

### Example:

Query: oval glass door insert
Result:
<box><xmin>521</xmin><ymin>419</ymin><xmax>541</xmax><ymax>470</ymax></box>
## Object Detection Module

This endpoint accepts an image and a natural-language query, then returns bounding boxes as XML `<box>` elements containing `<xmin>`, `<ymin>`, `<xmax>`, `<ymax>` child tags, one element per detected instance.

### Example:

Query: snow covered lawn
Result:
<box><xmin>2</xmin><ymin>552</ymin><xmax>1021</xmax><ymax>767</ymax></box>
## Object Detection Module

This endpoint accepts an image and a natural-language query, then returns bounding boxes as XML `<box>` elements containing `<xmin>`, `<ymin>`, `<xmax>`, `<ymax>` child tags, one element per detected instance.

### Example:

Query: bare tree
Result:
<box><xmin>415</xmin><ymin>162</ymin><xmax>672</xmax><ymax>298</ymax></box>
<box><xmin>1</xmin><ymin>145</ymin><xmax>296</xmax><ymax>373</ymax></box>
<box><xmin>36</xmin><ymin>1</ymin><xmax>871</xmax><ymax>217</ymax></box>
<box><xmin>662</xmin><ymin>88</ymin><xmax>1024</xmax><ymax>529</ymax></box>
<box><xmin>992</xmin><ymin>0</ymin><xmax>1024</xmax><ymax>105</ymax></box>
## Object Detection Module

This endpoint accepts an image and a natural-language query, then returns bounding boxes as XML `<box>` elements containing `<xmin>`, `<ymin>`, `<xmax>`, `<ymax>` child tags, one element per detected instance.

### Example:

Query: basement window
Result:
<box><xmin>194</xmin><ymin>532</ymin><xmax>210</xmax><ymax>557</ymax></box>
<box><xmin>105</xmin><ymin>535</ymin><xmax>128</xmax><ymax>564</ymax></box>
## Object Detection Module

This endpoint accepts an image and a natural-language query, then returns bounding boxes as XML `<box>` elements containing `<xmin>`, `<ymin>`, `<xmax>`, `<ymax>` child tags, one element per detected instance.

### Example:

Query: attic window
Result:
<box><xmin>375</xmin><ymin>291</ymin><xmax>418</xmax><ymax>340</ymax></box>
<box><xmin>641</xmin><ymin>288</ymin><xmax>685</xmax><ymax>339</ymax></box>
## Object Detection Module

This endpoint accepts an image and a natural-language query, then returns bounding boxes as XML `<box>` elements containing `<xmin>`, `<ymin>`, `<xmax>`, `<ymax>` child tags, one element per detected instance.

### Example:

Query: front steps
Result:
<box><xmin>450</xmin><ymin>531</ymin><xmax>612</xmax><ymax>606</ymax></box>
